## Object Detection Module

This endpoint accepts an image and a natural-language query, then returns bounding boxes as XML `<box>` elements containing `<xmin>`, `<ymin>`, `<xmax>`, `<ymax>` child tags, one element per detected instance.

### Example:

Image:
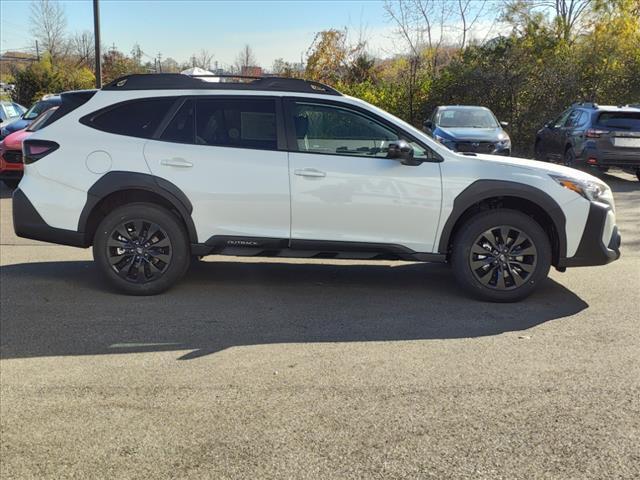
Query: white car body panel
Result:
<box><xmin>143</xmin><ymin>140</ymin><xmax>290</xmax><ymax>242</ymax></box>
<box><xmin>289</xmin><ymin>152</ymin><xmax>442</xmax><ymax>252</ymax></box>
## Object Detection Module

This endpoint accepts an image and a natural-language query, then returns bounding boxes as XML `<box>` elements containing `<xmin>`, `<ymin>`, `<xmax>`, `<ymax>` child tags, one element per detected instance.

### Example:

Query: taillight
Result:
<box><xmin>23</xmin><ymin>140</ymin><xmax>59</xmax><ymax>164</ymax></box>
<box><xmin>586</xmin><ymin>128</ymin><xmax>609</xmax><ymax>138</ymax></box>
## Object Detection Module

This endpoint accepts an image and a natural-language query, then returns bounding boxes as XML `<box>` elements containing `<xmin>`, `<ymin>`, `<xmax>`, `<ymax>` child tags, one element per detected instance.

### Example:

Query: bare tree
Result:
<box><xmin>30</xmin><ymin>0</ymin><xmax>68</xmax><ymax>61</ymax></box>
<box><xmin>191</xmin><ymin>49</ymin><xmax>214</xmax><ymax>70</ymax></box>
<box><xmin>235</xmin><ymin>44</ymin><xmax>258</xmax><ymax>74</ymax></box>
<box><xmin>457</xmin><ymin>0</ymin><xmax>488</xmax><ymax>48</ymax></box>
<box><xmin>130</xmin><ymin>43</ymin><xmax>143</xmax><ymax>66</ymax></box>
<box><xmin>70</xmin><ymin>30</ymin><xmax>94</xmax><ymax>68</ymax></box>
<box><xmin>503</xmin><ymin>0</ymin><xmax>592</xmax><ymax>42</ymax></box>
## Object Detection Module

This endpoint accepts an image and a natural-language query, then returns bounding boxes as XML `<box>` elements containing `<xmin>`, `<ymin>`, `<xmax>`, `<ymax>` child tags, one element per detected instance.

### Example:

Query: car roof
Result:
<box><xmin>438</xmin><ymin>105</ymin><xmax>491</xmax><ymax>111</ymax></box>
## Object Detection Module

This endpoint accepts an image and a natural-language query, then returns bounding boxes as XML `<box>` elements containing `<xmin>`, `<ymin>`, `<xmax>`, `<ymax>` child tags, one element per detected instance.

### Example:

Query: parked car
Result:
<box><xmin>0</xmin><ymin>106</ymin><xmax>58</xmax><ymax>189</ymax></box>
<box><xmin>13</xmin><ymin>74</ymin><xmax>620</xmax><ymax>301</ymax></box>
<box><xmin>0</xmin><ymin>100</ymin><xmax>26</xmax><ymax>129</ymax></box>
<box><xmin>535</xmin><ymin>102</ymin><xmax>640</xmax><ymax>181</ymax></box>
<box><xmin>0</xmin><ymin>94</ymin><xmax>61</xmax><ymax>140</ymax></box>
<box><xmin>423</xmin><ymin>105</ymin><xmax>511</xmax><ymax>155</ymax></box>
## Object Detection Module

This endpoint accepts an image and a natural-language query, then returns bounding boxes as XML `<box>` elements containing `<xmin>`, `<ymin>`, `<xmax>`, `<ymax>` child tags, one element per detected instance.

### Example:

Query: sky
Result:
<box><xmin>1</xmin><ymin>0</ymin><xmax>506</xmax><ymax>70</ymax></box>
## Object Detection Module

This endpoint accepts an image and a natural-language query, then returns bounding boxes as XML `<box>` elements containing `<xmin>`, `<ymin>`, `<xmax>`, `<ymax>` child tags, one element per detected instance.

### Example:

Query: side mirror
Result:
<box><xmin>500</xmin><ymin>121</ymin><xmax>509</xmax><ymax>127</ymax></box>
<box><xmin>388</xmin><ymin>140</ymin><xmax>421</xmax><ymax>166</ymax></box>
<box><xmin>423</xmin><ymin>120</ymin><xmax>433</xmax><ymax>131</ymax></box>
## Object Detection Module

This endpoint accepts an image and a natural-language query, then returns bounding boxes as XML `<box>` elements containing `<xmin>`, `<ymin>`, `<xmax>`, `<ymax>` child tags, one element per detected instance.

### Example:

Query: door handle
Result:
<box><xmin>160</xmin><ymin>158</ymin><xmax>193</xmax><ymax>168</ymax></box>
<box><xmin>294</xmin><ymin>168</ymin><xmax>326</xmax><ymax>178</ymax></box>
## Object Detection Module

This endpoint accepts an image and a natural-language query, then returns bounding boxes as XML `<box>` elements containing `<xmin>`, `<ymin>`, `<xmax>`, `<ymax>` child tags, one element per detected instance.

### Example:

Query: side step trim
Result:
<box><xmin>192</xmin><ymin>236</ymin><xmax>447</xmax><ymax>263</ymax></box>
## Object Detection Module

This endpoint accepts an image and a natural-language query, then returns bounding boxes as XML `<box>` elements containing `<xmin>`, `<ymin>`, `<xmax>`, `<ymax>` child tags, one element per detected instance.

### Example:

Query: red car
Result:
<box><xmin>0</xmin><ymin>107</ymin><xmax>58</xmax><ymax>189</ymax></box>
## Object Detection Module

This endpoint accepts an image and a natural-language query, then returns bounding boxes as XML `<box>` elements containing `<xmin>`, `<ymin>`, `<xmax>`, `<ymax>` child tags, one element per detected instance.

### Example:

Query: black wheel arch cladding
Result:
<box><xmin>78</xmin><ymin>171</ymin><xmax>198</xmax><ymax>244</ymax></box>
<box><xmin>438</xmin><ymin>179</ymin><xmax>567</xmax><ymax>261</ymax></box>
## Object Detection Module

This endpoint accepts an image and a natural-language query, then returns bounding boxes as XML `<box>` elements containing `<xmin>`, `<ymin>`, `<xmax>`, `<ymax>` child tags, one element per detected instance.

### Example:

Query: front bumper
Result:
<box><xmin>13</xmin><ymin>188</ymin><xmax>88</xmax><ymax>247</ymax></box>
<box><xmin>558</xmin><ymin>201</ymin><xmax>620</xmax><ymax>267</ymax></box>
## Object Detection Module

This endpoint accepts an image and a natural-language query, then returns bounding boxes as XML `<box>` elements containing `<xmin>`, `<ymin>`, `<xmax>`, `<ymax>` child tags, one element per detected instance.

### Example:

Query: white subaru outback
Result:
<box><xmin>13</xmin><ymin>74</ymin><xmax>620</xmax><ymax>301</ymax></box>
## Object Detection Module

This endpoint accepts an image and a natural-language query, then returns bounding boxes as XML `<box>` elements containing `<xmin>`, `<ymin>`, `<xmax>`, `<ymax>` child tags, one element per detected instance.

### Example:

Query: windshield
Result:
<box><xmin>23</xmin><ymin>100</ymin><xmax>56</xmax><ymax>120</ymax></box>
<box><xmin>437</xmin><ymin>108</ymin><xmax>499</xmax><ymax>128</ymax></box>
<box><xmin>27</xmin><ymin>107</ymin><xmax>58</xmax><ymax>132</ymax></box>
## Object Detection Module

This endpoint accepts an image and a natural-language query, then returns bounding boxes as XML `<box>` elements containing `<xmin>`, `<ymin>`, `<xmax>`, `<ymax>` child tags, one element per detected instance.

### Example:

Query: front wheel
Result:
<box><xmin>563</xmin><ymin>147</ymin><xmax>576</xmax><ymax>167</ymax></box>
<box><xmin>93</xmin><ymin>203</ymin><xmax>190</xmax><ymax>295</ymax></box>
<box><xmin>451</xmin><ymin>209</ymin><xmax>551</xmax><ymax>302</ymax></box>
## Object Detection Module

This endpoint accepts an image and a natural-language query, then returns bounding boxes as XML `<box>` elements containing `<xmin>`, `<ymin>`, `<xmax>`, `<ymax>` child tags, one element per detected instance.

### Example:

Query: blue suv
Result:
<box><xmin>423</xmin><ymin>105</ymin><xmax>511</xmax><ymax>156</ymax></box>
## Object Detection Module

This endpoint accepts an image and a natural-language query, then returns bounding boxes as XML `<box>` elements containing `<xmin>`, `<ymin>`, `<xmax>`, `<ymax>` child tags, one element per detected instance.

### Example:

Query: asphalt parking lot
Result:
<box><xmin>1</xmin><ymin>172</ymin><xmax>639</xmax><ymax>479</ymax></box>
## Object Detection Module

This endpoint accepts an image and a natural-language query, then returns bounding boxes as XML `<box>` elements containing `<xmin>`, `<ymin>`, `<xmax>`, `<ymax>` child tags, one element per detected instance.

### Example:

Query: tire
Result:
<box><xmin>451</xmin><ymin>209</ymin><xmax>551</xmax><ymax>302</ymax></box>
<box><xmin>93</xmin><ymin>203</ymin><xmax>190</xmax><ymax>295</ymax></box>
<box><xmin>2</xmin><ymin>179</ymin><xmax>20</xmax><ymax>189</ymax></box>
<box><xmin>534</xmin><ymin>140</ymin><xmax>545</xmax><ymax>161</ymax></box>
<box><xmin>563</xmin><ymin>147</ymin><xmax>576</xmax><ymax>167</ymax></box>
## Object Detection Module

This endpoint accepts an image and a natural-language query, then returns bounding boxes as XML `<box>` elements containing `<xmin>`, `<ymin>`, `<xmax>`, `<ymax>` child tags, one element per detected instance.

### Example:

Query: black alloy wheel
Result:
<box><xmin>93</xmin><ymin>203</ymin><xmax>190</xmax><ymax>295</ymax></box>
<box><xmin>107</xmin><ymin>219</ymin><xmax>173</xmax><ymax>283</ymax></box>
<box><xmin>469</xmin><ymin>226</ymin><xmax>537</xmax><ymax>290</ymax></box>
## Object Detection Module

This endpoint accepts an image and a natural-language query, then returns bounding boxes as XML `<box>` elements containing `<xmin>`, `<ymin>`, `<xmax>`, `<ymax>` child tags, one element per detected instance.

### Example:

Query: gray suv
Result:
<box><xmin>535</xmin><ymin>103</ymin><xmax>640</xmax><ymax>181</ymax></box>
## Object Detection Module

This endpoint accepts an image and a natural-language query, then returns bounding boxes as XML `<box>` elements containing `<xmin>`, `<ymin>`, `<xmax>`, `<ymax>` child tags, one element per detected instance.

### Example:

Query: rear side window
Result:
<box><xmin>596</xmin><ymin>111</ymin><xmax>640</xmax><ymax>130</ymax></box>
<box><xmin>194</xmin><ymin>98</ymin><xmax>277</xmax><ymax>150</ymax></box>
<box><xmin>85</xmin><ymin>98</ymin><xmax>176</xmax><ymax>138</ymax></box>
<box><xmin>161</xmin><ymin>99</ymin><xmax>194</xmax><ymax>143</ymax></box>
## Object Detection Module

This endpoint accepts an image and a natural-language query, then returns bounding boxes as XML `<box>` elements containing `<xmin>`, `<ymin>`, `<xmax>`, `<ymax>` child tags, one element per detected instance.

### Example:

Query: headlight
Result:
<box><xmin>435</xmin><ymin>134</ymin><xmax>456</xmax><ymax>150</ymax></box>
<box><xmin>497</xmin><ymin>138</ymin><xmax>511</xmax><ymax>148</ymax></box>
<box><xmin>549</xmin><ymin>174</ymin><xmax>614</xmax><ymax>209</ymax></box>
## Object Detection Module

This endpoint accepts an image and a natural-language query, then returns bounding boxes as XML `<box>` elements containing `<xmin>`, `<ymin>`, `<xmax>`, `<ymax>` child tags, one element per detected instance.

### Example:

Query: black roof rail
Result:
<box><xmin>102</xmin><ymin>73</ymin><xmax>342</xmax><ymax>96</ymax></box>
<box><xmin>572</xmin><ymin>101</ymin><xmax>598</xmax><ymax>108</ymax></box>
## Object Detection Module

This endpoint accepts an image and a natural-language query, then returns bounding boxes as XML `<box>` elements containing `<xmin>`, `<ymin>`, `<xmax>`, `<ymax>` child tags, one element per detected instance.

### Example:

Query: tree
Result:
<box><xmin>70</xmin><ymin>30</ymin><xmax>95</xmax><ymax>69</ymax></box>
<box><xmin>101</xmin><ymin>48</ymin><xmax>144</xmax><ymax>83</ymax></box>
<box><xmin>130</xmin><ymin>43</ymin><xmax>143</xmax><ymax>66</ymax></box>
<box><xmin>503</xmin><ymin>0</ymin><xmax>593</xmax><ymax>42</ymax></box>
<box><xmin>190</xmin><ymin>49</ymin><xmax>214</xmax><ymax>70</ymax></box>
<box><xmin>30</xmin><ymin>0</ymin><xmax>68</xmax><ymax>61</ymax></box>
<box><xmin>235</xmin><ymin>45</ymin><xmax>258</xmax><ymax>73</ymax></box>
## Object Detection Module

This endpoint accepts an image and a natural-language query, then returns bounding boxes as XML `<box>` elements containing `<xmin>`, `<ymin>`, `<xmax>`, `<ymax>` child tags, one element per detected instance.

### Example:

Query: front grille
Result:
<box><xmin>3</xmin><ymin>150</ymin><xmax>23</xmax><ymax>164</ymax></box>
<box><xmin>456</xmin><ymin>142</ymin><xmax>495</xmax><ymax>154</ymax></box>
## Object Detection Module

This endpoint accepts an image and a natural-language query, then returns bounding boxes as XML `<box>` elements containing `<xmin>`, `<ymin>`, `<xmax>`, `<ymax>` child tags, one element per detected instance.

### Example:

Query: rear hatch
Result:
<box><xmin>593</xmin><ymin>110</ymin><xmax>640</xmax><ymax>152</ymax></box>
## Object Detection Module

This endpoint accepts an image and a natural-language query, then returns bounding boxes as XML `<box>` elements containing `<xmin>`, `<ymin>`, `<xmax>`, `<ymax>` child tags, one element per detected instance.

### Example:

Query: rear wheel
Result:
<box><xmin>93</xmin><ymin>203</ymin><xmax>190</xmax><ymax>295</ymax></box>
<box><xmin>451</xmin><ymin>209</ymin><xmax>551</xmax><ymax>302</ymax></box>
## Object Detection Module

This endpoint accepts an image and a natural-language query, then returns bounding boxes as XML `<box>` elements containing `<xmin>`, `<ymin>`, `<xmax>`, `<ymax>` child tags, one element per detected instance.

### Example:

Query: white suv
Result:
<box><xmin>13</xmin><ymin>74</ymin><xmax>620</xmax><ymax>301</ymax></box>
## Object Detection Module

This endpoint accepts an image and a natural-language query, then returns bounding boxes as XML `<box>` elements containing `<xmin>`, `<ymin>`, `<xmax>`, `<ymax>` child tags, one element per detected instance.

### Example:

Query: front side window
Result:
<box><xmin>87</xmin><ymin>98</ymin><xmax>176</xmax><ymax>138</ymax></box>
<box><xmin>292</xmin><ymin>102</ymin><xmax>399</xmax><ymax>157</ymax></box>
<box><xmin>195</xmin><ymin>98</ymin><xmax>277</xmax><ymax>150</ymax></box>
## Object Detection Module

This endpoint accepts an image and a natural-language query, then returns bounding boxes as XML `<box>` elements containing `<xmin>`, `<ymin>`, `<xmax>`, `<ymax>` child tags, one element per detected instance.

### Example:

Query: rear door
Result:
<box><xmin>144</xmin><ymin>96</ymin><xmax>291</xmax><ymax>243</ymax></box>
<box><xmin>284</xmin><ymin>98</ymin><xmax>442</xmax><ymax>253</ymax></box>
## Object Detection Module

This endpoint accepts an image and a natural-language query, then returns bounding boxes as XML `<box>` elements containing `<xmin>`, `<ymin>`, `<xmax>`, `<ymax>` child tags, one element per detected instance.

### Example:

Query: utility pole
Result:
<box><xmin>93</xmin><ymin>0</ymin><xmax>102</xmax><ymax>88</ymax></box>
<box><xmin>157</xmin><ymin>52</ymin><xmax>162</xmax><ymax>73</ymax></box>
<box><xmin>35</xmin><ymin>40</ymin><xmax>40</xmax><ymax>61</ymax></box>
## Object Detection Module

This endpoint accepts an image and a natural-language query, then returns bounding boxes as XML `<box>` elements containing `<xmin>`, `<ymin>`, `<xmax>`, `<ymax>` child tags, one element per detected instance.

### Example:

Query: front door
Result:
<box><xmin>285</xmin><ymin>99</ymin><xmax>442</xmax><ymax>253</ymax></box>
<box><xmin>144</xmin><ymin>96</ymin><xmax>290</xmax><ymax>243</ymax></box>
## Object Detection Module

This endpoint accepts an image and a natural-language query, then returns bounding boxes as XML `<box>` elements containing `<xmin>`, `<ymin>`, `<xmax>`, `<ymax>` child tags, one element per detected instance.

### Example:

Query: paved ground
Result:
<box><xmin>1</xmin><ymin>172</ymin><xmax>639</xmax><ymax>479</ymax></box>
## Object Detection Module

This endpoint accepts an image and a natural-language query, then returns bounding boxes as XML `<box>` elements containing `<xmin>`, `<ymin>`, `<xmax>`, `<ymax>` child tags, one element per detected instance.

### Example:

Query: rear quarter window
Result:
<box><xmin>83</xmin><ymin>97</ymin><xmax>176</xmax><ymax>138</ymax></box>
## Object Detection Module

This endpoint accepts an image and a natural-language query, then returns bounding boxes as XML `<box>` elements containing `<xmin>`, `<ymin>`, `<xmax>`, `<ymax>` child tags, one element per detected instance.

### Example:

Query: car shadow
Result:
<box><xmin>0</xmin><ymin>259</ymin><xmax>588</xmax><ymax>360</ymax></box>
